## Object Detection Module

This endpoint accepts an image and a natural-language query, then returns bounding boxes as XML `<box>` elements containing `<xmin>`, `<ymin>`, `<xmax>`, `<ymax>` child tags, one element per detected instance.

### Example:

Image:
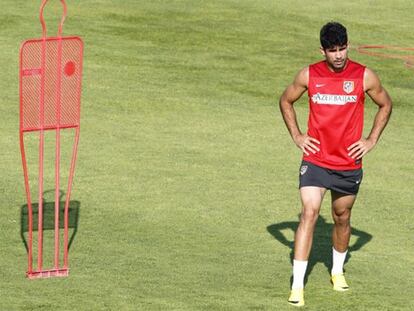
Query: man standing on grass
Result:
<box><xmin>279</xmin><ymin>21</ymin><xmax>392</xmax><ymax>307</ymax></box>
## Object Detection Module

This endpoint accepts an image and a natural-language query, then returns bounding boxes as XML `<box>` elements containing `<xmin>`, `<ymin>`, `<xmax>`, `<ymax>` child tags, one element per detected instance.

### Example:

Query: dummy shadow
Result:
<box><xmin>20</xmin><ymin>190</ymin><xmax>80</xmax><ymax>252</ymax></box>
<box><xmin>267</xmin><ymin>215</ymin><xmax>372</xmax><ymax>286</ymax></box>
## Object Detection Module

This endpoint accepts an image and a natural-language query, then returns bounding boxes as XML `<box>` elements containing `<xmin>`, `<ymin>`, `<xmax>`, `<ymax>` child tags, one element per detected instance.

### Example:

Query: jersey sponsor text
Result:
<box><xmin>311</xmin><ymin>93</ymin><xmax>357</xmax><ymax>105</ymax></box>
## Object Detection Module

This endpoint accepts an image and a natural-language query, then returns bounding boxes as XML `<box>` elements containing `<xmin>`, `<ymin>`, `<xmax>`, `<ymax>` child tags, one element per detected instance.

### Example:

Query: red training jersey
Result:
<box><xmin>304</xmin><ymin>59</ymin><xmax>365</xmax><ymax>170</ymax></box>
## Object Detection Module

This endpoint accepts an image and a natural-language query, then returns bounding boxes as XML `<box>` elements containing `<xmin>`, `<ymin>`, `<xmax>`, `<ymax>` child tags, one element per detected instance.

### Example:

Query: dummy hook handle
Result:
<box><xmin>40</xmin><ymin>0</ymin><xmax>67</xmax><ymax>38</ymax></box>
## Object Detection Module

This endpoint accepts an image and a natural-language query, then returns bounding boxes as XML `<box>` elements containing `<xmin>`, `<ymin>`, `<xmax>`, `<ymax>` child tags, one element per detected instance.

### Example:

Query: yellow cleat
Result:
<box><xmin>331</xmin><ymin>273</ymin><xmax>349</xmax><ymax>291</ymax></box>
<box><xmin>288</xmin><ymin>288</ymin><xmax>304</xmax><ymax>307</ymax></box>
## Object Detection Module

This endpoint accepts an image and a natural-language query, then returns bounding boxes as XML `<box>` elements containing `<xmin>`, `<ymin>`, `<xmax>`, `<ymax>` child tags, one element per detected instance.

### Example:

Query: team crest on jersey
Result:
<box><xmin>343</xmin><ymin>81</ymin><xmax>354</xmax><ymax>94</ymax></box>
<box><xmin>300</xmin><ymin>165</ymin><xmax>308</xmax><ymax>175</ymax></box>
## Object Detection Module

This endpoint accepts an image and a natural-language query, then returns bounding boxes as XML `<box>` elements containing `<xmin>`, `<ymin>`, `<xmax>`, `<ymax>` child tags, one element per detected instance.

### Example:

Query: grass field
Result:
<box><xmin>1</xmin><ymin>0</ymin><xmax>413</xmax><ymax>310</ymax></box>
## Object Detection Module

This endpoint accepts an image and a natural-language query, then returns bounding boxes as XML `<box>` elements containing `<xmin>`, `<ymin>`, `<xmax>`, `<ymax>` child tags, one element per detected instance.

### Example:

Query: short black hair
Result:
<box><xmin>320</xmin><ymin>22</ymin><xmax>348</xmax><ymax>49</ymax></box>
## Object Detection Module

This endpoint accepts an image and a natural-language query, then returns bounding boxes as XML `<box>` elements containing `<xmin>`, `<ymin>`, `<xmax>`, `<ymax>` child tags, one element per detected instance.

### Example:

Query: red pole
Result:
<box><xmin>54</xmin><ymin>71</ymin><xmax>62</xmax><ymax>269</ymax></box>
<box><xmin>38</xmin><ymin>34</ymin><xmax>46</xmax><ymax>270</ymax></box>
<box><xmin>19</xmin><ymin>43</ymin><xmax>33</xmax><ymax>275</ymax></box>
<box><xmin>20</xmin><ymin>133</ymin><xmax>33</xmax><ymax>274</ymax></box>
<box><xmin>38</xmin><ymin>136</ymin><xmax>44</xmax><ymax>270</ymax></box>
<box><xmin>54</xmin><ymin>16</ymin><xmax>64</xmax><ymax>270</ymax></box>
<box><xmin>64</xmin><ymin>128</ymin><xmax>80</xmax><ymax>268</ymax></box>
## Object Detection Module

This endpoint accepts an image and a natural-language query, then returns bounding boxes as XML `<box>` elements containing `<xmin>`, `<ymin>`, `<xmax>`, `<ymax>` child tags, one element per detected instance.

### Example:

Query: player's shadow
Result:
<box><xmin>267</xmin><ymin>215</ymin><xmax>372</xmax><ymax>286</ymax></box>
<box><xmin>20</xmin><ymin>190</ymin><xmax>80</xmax><ymax>253</ymax></box>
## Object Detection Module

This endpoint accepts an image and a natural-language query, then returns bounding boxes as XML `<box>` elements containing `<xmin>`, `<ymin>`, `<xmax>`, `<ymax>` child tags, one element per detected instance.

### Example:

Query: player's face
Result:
<box><xmin>321</xmin><ymin>44</ymin><xmax>349</xmax><ymax>72</ymax></box>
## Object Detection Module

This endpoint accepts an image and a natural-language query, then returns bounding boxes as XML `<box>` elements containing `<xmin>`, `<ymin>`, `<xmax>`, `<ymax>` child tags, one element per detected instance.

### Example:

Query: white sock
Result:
<box><xmin>292</xmin><ymin>259</ymin><xmax>308</xmax><ymax>289</ymax></box>
<box><xmin>331</xmin><ymin>247</ymin><xmax>348</xmax><ymax>275</ymax></box>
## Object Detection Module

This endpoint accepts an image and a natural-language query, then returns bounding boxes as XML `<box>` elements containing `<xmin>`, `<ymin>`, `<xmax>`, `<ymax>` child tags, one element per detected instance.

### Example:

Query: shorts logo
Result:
<box><xmin>300</xmin><ymin>165</ymin><xmax>308</xmax><ymax>175</ymax></box>
<box><xmin>343</xmin><ymin>81</ymin><xmax>354</xmax><ymax>94</ymax></box>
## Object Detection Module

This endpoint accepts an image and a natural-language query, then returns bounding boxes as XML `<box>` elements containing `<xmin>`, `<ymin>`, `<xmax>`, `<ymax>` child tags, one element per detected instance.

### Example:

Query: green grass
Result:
<box><xmin>1</xmin><ymin>0</ymin><xmax>413</xmax><ymax>310</ymax></box>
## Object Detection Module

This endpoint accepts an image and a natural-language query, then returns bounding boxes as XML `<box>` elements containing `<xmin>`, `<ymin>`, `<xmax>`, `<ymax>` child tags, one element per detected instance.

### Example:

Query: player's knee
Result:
<box><xmin>333</xmin><ymin>211</ymin><xmax>351</xmax><ymax>225</ymax></box>
<box><xmin>301</xmin><ymin>207</ymin><xmax>319</xmax><ymax>224</ymax></box>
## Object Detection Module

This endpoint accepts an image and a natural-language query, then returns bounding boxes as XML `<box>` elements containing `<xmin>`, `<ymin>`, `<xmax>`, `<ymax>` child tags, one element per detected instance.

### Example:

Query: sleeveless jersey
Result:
<box><xmin>304</xmin><ymin>59</ymin><xmax>365</xmax><ymax>170</ymax></box>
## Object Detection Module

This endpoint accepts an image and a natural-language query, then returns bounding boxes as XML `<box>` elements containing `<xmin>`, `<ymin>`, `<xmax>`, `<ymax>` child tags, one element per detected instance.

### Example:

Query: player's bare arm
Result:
<box><xmin>279</xmin><ymin>67</ymin><xmax>320</xmax><ymax>155</ymax></box>
<box><xmin>347</xmin><ymin>68</ymin><xmax>392</xmax><ymax>159</ymax></box>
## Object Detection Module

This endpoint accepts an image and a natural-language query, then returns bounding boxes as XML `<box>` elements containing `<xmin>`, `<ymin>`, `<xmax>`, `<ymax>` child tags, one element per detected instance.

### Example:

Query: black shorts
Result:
<box><xmin>299</xmin><ymin>160</ymin><xmax>363</xmax><ymax>195</ymax></box>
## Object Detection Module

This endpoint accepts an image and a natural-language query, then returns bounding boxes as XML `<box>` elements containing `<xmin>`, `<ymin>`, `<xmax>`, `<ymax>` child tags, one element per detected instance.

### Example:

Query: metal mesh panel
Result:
<box><xmin>20</xmin><ymin>37</ymin><xmax>83</xmax><ymax>132</ymax></box>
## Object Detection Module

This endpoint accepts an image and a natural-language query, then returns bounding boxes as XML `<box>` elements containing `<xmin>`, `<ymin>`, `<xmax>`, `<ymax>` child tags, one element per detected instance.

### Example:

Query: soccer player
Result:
<box><xmin>279</xmin><ymin>22</ymin><xmax>392</xmax><ymax>307</ymax></box>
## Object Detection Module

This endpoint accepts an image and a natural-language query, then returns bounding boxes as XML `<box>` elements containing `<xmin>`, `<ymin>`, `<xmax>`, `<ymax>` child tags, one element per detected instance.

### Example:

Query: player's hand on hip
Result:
<box><xmin>294</xmin><ymin>134</ymin><xmax>320</xmax><ymax>156</ymax></box>
<box><xmin>347</xmin><ymin>138</ymin><xmax>375</xmax><ymax>159</ymax></box>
